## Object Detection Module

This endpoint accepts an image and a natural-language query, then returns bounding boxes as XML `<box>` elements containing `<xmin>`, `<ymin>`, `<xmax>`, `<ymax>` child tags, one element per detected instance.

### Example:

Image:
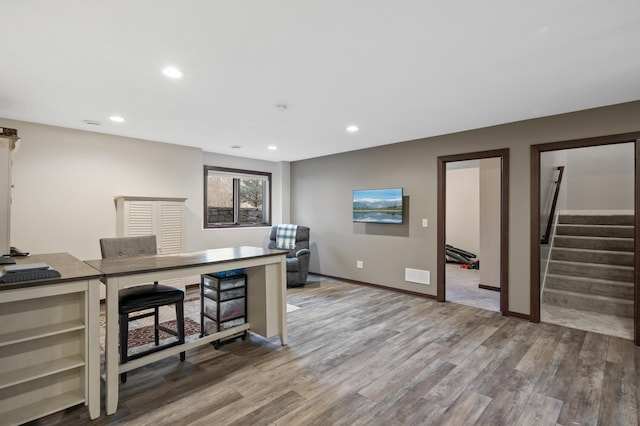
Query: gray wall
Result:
<box><xmin>290</xmin><ymin>100</ymin><xmax>640</xmax><ymax>316</ymax></box>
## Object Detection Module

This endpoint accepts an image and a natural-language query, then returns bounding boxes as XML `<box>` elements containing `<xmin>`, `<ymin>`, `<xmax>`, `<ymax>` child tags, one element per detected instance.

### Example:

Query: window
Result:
<box><xmin>204</xmin><ymin>166</ymin><xmax>271</xmax><ymax>228</ymax></box>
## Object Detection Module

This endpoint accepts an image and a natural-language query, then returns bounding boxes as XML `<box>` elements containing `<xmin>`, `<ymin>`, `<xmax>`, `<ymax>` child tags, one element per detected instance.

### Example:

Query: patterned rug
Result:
<box><xmin>101</xmin><ymin>295</ymin><xmax>300</xmax><ymax>349</ymax></box>
<box><xmin>127</xmin><ymin>317</ymin><xmax>201</xmax><ymax>348</ymax></box>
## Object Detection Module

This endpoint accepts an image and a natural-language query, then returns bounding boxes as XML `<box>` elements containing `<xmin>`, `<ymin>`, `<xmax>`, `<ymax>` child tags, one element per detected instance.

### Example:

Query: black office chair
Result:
<box><xmin>100</xmin><ymin>235</ymin><xmax>185</xmax><ymax>383</ymax></box>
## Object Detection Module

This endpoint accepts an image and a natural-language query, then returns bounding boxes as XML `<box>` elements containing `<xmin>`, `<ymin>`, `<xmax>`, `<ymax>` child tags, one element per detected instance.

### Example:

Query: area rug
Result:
<box><xmin>127</xmin><ymin>304</ymin><xmax>299</xmax><ymax>347</ymax></box>
<box><xmin>101</xmin><ymin>296</ymin><xmax>300</xmax><ymax>349</ymax></box>
<box><xmin>127</xmin><ymin>317</ymin><xmax>201</xmax><ymax>348</ymax></box>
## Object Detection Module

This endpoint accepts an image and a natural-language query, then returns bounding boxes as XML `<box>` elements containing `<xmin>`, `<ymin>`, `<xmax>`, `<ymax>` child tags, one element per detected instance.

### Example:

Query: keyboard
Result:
<box><xmin>0</xmin><ymin>269</ymin><xmax>61</xmax><ymax>283</ymax></box>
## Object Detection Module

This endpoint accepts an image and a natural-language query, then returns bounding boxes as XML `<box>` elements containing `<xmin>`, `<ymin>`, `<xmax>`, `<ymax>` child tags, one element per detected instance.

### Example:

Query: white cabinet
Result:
<box><xmin>0</xmin><ymin>253</ymin><xmax>100</xmax><ymax>425</ymax></box>
<box><xmin>115</xmin><ymin>196</ymin><xmax>187</xmax><ymax>288</ymax></box>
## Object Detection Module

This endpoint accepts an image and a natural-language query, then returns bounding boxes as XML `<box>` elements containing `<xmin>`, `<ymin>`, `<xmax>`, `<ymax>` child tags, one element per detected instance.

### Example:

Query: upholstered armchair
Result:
<box><xmin>267</xmin><ymin>225</ymin><xmax>310</xmax><ymax>287</ymax></box>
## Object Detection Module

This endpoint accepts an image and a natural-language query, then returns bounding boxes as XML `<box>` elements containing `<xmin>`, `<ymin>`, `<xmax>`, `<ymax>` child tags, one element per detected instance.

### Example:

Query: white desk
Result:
<box><xmin>85</xmin><ymin>246</ymin><xmax>287</xmax><ymax>416</ymax></box>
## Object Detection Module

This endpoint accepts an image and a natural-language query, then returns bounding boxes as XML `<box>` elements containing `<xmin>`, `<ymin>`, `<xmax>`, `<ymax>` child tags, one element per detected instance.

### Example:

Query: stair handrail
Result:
<box><xmin>541</xmin><ymin>166</ymin><xmax>565</xmax><ymax>244</ymax></box>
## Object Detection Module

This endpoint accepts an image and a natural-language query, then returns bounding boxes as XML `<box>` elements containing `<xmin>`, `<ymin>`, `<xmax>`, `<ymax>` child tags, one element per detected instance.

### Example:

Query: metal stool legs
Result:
<box><xmin>119</xmin><ymin>303</ymin><xmax>186</xmax><ymax>384</ymax></box>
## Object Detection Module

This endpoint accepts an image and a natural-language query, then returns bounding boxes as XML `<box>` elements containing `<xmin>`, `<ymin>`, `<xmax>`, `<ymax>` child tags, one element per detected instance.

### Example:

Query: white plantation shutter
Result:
<box><xmin>115</xmin><ymin>196</ymin><xmax>187</xmax><ymax>290</ymax></box>
<box><xmin>159</xmin><ymin>202</ymin><xmax>183</xmax><ymax>255</ymax></box>
<box><xmin>127</xmin><ymin>201</ymin><xmax>154</xmax><ymax>236</ymax></box>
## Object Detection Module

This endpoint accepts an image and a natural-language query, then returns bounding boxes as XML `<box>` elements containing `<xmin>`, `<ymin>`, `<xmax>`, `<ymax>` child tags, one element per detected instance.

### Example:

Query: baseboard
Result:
<box><xmin>479</xmin><ymin>284</ymin><xmax>500</xmax><ymax>292</ymax></box>
<box><xmin>507</xmin><ymin>310</ymin><xmax>531</xmax><ymax>321</ymax></box>
<box><xmin>310</xmin><ymin>272</ymin><xmax>437</xmax><ymax>300</ymax></box>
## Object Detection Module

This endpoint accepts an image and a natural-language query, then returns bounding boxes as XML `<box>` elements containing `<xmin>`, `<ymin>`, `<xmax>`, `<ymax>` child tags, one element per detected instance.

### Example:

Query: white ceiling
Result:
<box><xmin>2</xmin><ymin>1</ymin><xmax>640</xmax><ymax>162</ymax></box>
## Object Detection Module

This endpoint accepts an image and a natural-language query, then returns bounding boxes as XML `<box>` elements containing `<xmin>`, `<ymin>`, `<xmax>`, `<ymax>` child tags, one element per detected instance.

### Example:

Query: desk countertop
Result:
<box><xmin>0</xmin><ymin>253</ymin><xmax>103</xmax><ymax>291</ymax></box>
<box><xmin>85</xmin><ymin>246</ymin><xmax>287</xmax><ymax>277</ymax></box>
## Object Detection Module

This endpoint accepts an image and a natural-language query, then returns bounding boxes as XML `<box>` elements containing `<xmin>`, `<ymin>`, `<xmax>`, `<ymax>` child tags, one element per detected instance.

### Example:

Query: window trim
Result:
<box><xmin>203</xmin><ymin>165</ymin><xmax>272</xmax><ymax>229</ymax></box>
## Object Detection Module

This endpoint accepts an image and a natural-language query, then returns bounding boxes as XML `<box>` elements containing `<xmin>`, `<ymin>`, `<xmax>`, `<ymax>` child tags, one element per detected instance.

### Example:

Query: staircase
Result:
<box><xmin>543</xmin><ymin>214</ymin><xmax>635</xmax><ymax>318</ymax></box>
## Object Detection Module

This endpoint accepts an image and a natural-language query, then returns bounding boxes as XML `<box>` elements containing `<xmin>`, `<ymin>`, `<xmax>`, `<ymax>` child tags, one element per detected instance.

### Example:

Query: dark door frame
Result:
<box><xmin>437</xmin><ymin>149</ymin><xmax>510</xmax><ymax>316</ymax></box>
<box><xmin>530</xmin><ymin>132</ymin><xmax>640</xmax><ymax>344</ymax></box>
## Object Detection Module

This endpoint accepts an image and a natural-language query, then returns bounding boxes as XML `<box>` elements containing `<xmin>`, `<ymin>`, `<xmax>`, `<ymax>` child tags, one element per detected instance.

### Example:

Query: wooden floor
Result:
<box><xmin>32</xmin><ymin>276</ymin><xmax>639</xmax><ymax>426</ymax></box>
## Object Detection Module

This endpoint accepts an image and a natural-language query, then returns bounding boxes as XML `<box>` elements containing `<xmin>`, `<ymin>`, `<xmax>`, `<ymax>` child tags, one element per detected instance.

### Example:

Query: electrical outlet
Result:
<box><xmin>356</xmin><ymin>260</ymin><xmax>364</xmax><ymax>269</ymax></box>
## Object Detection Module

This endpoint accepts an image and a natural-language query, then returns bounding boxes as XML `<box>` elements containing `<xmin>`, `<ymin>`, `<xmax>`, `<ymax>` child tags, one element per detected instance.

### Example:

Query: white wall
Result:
<box><xmin>0</xmin><ymin>138</ymin><xmax>11</xmax><ymax>255</ymax></box>
<box><xmin>539</xmin><ymin>150</ymin><xmax>568</xmax><ymax>278</ymax></box>
<box><xmin>565</xmin><ymin>143</ymin><xmax>634</xmax><ymax>211</ymax></box>
<box><xmin>2</xmin><ymin>118</ymin><xmax>288</xmax><ymax>261</ymax></box>
<box><xmin>539</xmin><ymin>143</ymin><xmax>633</xmax><ymax>219</ymax></box>
<box><xmin>539</xmin><ymin>150</ymin><xmax>567</xmax><ymax>234</ymax></box>
<box><xmin>446</xmin><ymin>165</ymin><xmax>480</xmax><ymax>256</ymax></box>
<box><xmin>479</xmin><ymin>157</ymin><xmax>501</xmax><ymax>288</ymax></box>
<box><xmin>446</xmin><ymin>158</ymin><xmax>501</xmax><ymax>287</ymax></box>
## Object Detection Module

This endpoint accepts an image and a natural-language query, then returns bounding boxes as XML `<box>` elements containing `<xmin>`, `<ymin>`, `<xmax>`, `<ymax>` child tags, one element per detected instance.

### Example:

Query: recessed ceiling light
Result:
<box><xmin>162</xmin><ymin>66</ymin><xmax>183</xmax><ymax>79</ymax></box>
<box><xmin>268</xmin><ymin>145</ymin><xmax>278</xmax><ymax>151</ymax></box>
<box><xmin>347</xmin><ymin>125</ymin><xmax>359</xmax><ymax>132</ymax></box>
<box><xmin>109</xmin><ymin>116</ymin><xmax>125</xmax><ymax>123</ymax></box>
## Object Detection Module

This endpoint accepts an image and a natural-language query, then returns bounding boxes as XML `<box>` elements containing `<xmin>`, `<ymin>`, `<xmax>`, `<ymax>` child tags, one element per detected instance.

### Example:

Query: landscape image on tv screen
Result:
<box><xmin>353</xmin><ymin>188</ymin><xmax>403</xmax><ymax>224</ymax></box>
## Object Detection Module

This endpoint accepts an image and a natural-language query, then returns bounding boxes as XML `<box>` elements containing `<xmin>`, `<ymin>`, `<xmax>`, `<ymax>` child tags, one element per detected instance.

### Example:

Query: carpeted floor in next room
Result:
<box><xmin>445</xmin><ymin>263</ymin><xmax>500</xmax><ymax>312</ymax></box>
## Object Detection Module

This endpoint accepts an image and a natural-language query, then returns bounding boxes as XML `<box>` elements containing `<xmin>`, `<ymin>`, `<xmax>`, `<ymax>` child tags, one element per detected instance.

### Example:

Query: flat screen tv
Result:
<box><xmin>353</xmin><ymin>188</ymin><xmax>403</xmax><ymax>224</ymax></box>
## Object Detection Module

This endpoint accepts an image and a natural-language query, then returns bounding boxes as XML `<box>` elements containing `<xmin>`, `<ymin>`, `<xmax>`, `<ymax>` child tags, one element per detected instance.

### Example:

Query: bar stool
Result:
<box><xmin>100</xmin><ymin>235</ymin><xmax>186</xmax><ymax>383</ymax></box>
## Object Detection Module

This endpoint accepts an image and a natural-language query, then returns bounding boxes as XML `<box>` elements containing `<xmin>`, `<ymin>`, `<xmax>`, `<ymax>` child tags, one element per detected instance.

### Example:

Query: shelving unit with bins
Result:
<box><xmin>0</xmin><ymin>253</ymin><xmax>100</xmax><ymax>425</ymax></box>
<box><xmin>200</xmin><ymin>272</ymin><xmax>247</xmax><ymax>348</ymax></box>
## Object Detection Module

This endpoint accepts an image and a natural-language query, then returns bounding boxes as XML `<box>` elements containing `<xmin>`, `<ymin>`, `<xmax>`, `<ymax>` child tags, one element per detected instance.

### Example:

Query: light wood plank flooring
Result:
<box><xmin>31</xmin><ymin>276</ymin><xmax>639</xmax><ymax>425</ymax></box>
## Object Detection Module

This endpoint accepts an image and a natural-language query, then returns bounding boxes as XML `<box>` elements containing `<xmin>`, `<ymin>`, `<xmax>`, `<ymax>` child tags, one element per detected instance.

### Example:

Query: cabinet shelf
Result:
<box><xmin>202</xmin><ymin>312</ymin><xmax>246</xmax><ymax>323</ymax></box>
<box><xmin>0</xmin><ymin>320</ymin><xmax>84</xmax><ymax>348</ymax></box>
<box><xmin>0</xmin><ymin>254</ymin><xmax>100</xmax><ymax>422</ymax></box>
<box><xmin>3</xmin><ymin>390</ymin><xmax>84</xmax><ymax>426</ymax></box>
<box><xmin>0</xmin><ymin>355</ymin><xmax>85</xmax><ymax>390</ymax></box>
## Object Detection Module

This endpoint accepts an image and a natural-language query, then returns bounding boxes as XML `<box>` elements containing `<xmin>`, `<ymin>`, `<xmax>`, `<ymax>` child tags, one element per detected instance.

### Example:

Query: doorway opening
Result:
<box><xmin>531</xmin><ymin>133</ymin><xmax>640</xmax><ymax>344</ymax></box>
<box><xmin>437</xmin><ymin>149</ymin><xmax>509</xmax><ymax>316</ymax></box>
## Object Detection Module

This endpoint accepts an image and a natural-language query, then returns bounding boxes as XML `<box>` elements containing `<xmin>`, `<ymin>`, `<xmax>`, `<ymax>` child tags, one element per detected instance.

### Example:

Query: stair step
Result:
<box><xmin>548</xmin><ymin>260</ymin><xmax>634</xmax><ymax>282</ymax></box>
<box><xmin>545</xmin><ymin>274</ymin><xmax>634</xmax><ymax>299</ymax></box>
<box><xmin>558</xmin><ymin>214</ymin><xmax>634</xmax><ymax>226</ymax></box>
<box><xmin>553</xmin><ymin>235</ymin><xmax>633</xmax><ymax>252</ymax></box>
<box><xmin>555</xmin><ymin>224</ymin><xmax>634</xmax><ymax>238</ymax></box>
<box><xmin>551</xmin><ymin>247</ymin><xmax>634</xmax><ymax>267</ymax></box>
<box><xmin>542</xmin><ymin>288</ymin><xmax>634</xmax><ymax>318</ymax></box>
